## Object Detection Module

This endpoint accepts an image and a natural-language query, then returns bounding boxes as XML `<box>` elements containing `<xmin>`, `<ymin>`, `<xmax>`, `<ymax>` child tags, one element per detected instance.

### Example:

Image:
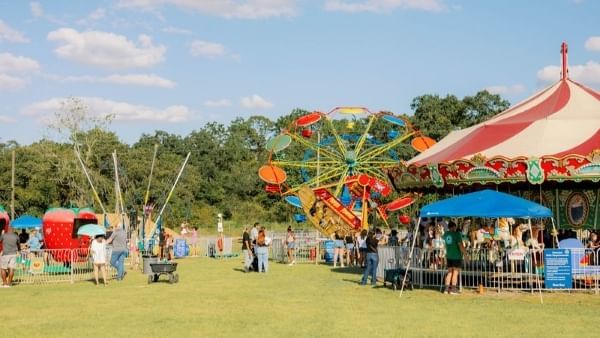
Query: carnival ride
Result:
<box><xmin>259</xmin><ymin>107</ymin><xmax>435</xmax><ymax>236</ymax></box>
<box><xmin>390</xmin><ymin>42</ymin><xmax>600</xmax><ymax>230</ymax></box>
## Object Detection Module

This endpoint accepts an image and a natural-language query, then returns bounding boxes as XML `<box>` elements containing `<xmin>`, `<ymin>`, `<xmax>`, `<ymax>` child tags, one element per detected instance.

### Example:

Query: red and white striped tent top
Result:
<box><xmin>410</xmin><ymin>47</ymin><xmax>600</xmax><ymax>166</ymax></box>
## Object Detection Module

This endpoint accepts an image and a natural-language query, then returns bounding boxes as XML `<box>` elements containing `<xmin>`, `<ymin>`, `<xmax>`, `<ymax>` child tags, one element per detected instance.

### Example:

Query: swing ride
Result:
<box><xmin>259</xmin><ymin>107</ymin><xmax>436</xmax><ymax>236</ymax></box>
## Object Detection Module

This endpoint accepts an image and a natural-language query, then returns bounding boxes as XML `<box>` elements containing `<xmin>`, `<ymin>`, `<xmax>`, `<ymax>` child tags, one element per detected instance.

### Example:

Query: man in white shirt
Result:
<box><xmin>250</xmin><ymin>222</ymin><xmax>259</xmax><ymax>245</ymax></box>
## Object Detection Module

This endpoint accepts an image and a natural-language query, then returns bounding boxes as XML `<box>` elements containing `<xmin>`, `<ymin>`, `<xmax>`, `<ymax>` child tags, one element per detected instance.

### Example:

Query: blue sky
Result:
<box><xmin>1</xmin><ymin>0</ymin><xmax>599</xmax><ymax>144</ymax></box>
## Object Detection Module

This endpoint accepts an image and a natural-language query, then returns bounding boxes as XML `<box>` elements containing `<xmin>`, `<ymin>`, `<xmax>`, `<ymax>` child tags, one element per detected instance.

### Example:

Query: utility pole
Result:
<box><xmin>10</xmin><ymin>149</ymin><xmax>15</xmax><ymax>219</ymax></box>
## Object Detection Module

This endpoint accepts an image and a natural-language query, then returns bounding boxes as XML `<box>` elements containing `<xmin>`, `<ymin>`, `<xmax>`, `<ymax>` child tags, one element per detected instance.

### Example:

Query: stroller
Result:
<box><xmin>383</xmin><ymin>258</ymin><xmax>413</xmax><ymax>291</ymax></box>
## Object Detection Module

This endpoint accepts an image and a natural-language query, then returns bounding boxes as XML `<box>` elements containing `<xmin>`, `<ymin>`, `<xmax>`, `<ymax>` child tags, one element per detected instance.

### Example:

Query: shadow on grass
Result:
<box><xmin>328</xmin><ymin>266</ymin><xmax>364</xmax><ymax>275</ymax></box>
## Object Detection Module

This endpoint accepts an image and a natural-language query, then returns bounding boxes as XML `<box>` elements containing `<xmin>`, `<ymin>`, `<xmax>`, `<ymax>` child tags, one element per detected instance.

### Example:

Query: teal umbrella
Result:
<box><xmin>77</xmin><ymin>224</ymin><xmax>106</xmax><ymax>237</ymax></box>
<box><xmin>11</xmin><ymin>215</ymin><xmax>42</xmax><ymax>229</ymax></box>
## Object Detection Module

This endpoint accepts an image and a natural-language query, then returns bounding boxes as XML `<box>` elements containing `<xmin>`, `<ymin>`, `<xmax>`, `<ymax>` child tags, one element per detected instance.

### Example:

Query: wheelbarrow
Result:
<box><xmin>148</xmin><ymin>262</ymin><xmax>179</xmax><ymax>284</ymax></box>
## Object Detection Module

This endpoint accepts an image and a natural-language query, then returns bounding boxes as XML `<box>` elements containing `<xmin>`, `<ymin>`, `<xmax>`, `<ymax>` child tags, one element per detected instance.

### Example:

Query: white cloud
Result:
<box><xmin>241</xmin><ymin>94</ymin><xmax>273</xmax><ymax>109</ymax></box>
<box><xmin>77</xmin><ymin>8</ymin><xmax>107</xmax><ymax>25</ymax></box>
<box><xmin>47</xmin><ymin>28</ymin><xmax>166</xmax><ymax>69</ymax></box>
<box><xmin>190</xmin><ymin>40</ymin><xmax>226</xmax><ymax>58</ymax></box>
<box><xmin>105</xmin><ymin>74</ymin><xmax>175</xmax><ymax>87</ymax></box>
<box><xmin>0</xmin><ymin>53</ymin><xmax>40</xmax><ymax>73</ymax></box>
<box><xmin>22</xmin><ymin>97</ymin><xmax>192</xmax><ymax>122</ymax></box>
<box><xmin>0</xmin><ymin>114</ymin><xmax>17</xmax><ymax>123</ymax></box>
<box><xmin>117</xmin><ymin>0</ymin><xmax>297</xmax><ymax>19</ymax></box>
<box><xmin>537</xmin><ymin>61</ymin><xmax>600</xmax><ymax>85</ymax></box>
<box><xmin>324</xmin><ymin>0</ymin><xmax>446</xmax><ymax>13</ymax></box>
<box><xmin>0</xmin><ymin>73</ymin><xmax>28</xmax><ymax>91</ymax></box>
<box><xmin>30</xmin><ymin>2</ymin><xmax>44</xmax><ymax>17</ymax></box>
<box><xmin>485</xmin><ymin>84</ymin><xmax>527</xmax><ymax>96</ymax></box>
<box><xmin>162</xmin><ymin>26</ymin><xmax>192</xmax><ymax>35</ymax></box>
<box><xmin>46</xmin><ymin>73</ymin><xmax>176</xmax><ymax>88</ymax></box>
<box><xmin>0</xmin><ymin>20</ymin><xmax>29</xmax><ymax>43</ymax></box>
<box><xmin>204</xmin><ymin>99</ymin><xmax>232</xmax><ymax>107</ymax></box>
<box><xmin>585</xmin><ymin>36</ymin><xmax>600</xmax><ymax>52</ymax></box>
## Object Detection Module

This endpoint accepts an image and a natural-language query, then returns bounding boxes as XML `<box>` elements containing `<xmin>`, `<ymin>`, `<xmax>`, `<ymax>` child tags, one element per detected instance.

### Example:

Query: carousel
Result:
<box><xmin>389</xmin><ymin>42</ymin><xmax>600</xmax><ymax>231</ymax></box>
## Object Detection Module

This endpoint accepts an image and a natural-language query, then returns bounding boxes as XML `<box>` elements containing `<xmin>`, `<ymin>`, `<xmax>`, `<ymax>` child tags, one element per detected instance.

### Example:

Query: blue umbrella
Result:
<box><xmin>77</xmin><ymin>224</ymin><xmax>106</xmax><ymax>237</ymax></box>
<box><xmin>11</xmin><ymin>215</ymin><xmax>42</xmax><ymax>229</ymax></box>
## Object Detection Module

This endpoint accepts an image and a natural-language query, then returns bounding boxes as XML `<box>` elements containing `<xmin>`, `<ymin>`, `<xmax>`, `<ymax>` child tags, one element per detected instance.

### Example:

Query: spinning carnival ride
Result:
<box><xmin>259</xmin><ymin>107</ymin><xmax>435</xmax><ymax>236</ymax></box>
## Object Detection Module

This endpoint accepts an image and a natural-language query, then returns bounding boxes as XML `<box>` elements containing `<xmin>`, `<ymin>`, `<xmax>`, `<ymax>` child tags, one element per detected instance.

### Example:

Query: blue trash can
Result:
<box><xmin>324</xmin><ymin>240</ymin><xmax>334</xmax><ymax>263</ymax></box>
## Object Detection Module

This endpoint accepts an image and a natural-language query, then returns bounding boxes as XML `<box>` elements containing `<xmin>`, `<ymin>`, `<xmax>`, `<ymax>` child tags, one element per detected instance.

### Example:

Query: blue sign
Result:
<box><xmin>174</xmin><ymin>239</ymin><xmax>188</xmax><ymax>258</ymax></box>
<box><xmin>544</xmin><ymin>249</ymin><xmax>572</xmax><ymax>289</ymax></box>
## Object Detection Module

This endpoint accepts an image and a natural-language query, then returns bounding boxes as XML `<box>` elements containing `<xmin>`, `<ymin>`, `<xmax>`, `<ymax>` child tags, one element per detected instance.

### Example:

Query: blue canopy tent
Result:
<box><xmin>11</xmin><ymin>215</ymin><xmax>42</xmax><ymax>229</ymax></box>
<box><xmin>400</xmin><ymin>190</ymin><xmax>553</xmax><ymax>299</ymax></box>
<box><xmin>420</xmin><ymin>189</ymin><xmax>553</xmax><ymax>218</ymax></box>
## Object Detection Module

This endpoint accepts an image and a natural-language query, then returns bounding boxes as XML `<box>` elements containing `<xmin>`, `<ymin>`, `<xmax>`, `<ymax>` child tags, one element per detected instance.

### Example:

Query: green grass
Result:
<box><xmin>3</xmin><ymin>258</ymin><xmax>600</xmax><ymax>337</ymax></box>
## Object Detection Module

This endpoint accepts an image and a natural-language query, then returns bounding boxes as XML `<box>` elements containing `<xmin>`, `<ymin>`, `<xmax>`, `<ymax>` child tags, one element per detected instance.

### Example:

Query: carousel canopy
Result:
<box><xmin>392</xmin><ymin>43</ymin><xmax>600</xmax><ymax>189</ymax></box>
<box><xmin>410</xmin><ymin>78</ymin><xmax>600</xmax><ymax>166</ymax></box>
<box><xmin>420</xmin><ymin>189</ymin><xmax>552</xmax><ymax>218</ymax></box>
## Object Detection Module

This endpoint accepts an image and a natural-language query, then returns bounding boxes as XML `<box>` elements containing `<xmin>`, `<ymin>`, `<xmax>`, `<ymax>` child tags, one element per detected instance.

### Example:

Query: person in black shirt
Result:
<box><xmin>360</xmin><ymin>229</ymin><xmax>380</xmax><ymax>286</ymax></box>
<box><xmin>19</xmin><ymin>229</ymin><xmax>29</xmax><ymax>245</ymax></box>
<box><xmin>242</xmin><ymin>227</ymin><xmax>253</xmax><ymax>272</ymax></box>
<box><xmin>158</xmin><ymin>229</ymin><xmax>166</xmax><ymax>260</ymax></box>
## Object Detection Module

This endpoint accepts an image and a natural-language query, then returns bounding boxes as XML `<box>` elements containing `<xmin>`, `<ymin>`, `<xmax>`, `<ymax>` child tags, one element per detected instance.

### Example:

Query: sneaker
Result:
<box><xmin>3</xmin><ymin>284</ymin><xmax>10</xmax><ymax>288</ymax></box>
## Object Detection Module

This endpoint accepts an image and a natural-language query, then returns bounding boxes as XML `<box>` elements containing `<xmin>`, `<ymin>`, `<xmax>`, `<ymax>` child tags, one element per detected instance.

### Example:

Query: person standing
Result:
<box><xmin>361</xmin><ymin>230</ymin><xmax>379</xmax><ymax>286</ymax></box>
<box><xmin>357</xmin><ymin>230</ymin><xmax>367</xmax><ymax>268</ymax></box>
<box><xmin>190</xmin><ymin>227</ymin><xmax>199</xmax><ymax>256</ymax></box>
<box><xmin>18</xmin><ymin>229</ymin><xmax>29</xmax><ymax>247</ymax></box>
<box><xmin>107</xmin><ymin>224</ymin><xmax>128</xmax><ymax>281</ymax></box>
<box><xmin>255</xmin><ymin>228</ymin><xmax>269</xmax><ymax>273</ymax></box>
<box><xmin>332</xmin><ymin>231</ymin><xmax>345</xmax><ymax>268</ymax></box>
<box><xmin>443</xmin><ymin>221</ymin><xmax>466</xmax><ymax>295</ymax></box>
<box><xmin>242</xmin><ymin>227</ymin><xmax>253</xmax><ymax>272</ymax></box>
<box><xmin>91</xmin><ymin>235</ymin><xmax>108</xmax><ymax>286</ymax></box>
<box><xmin>129</xmin><ymin>232</ymin><xmax>140</xmax><ymax>271</ymax></box>
<box><xmin>250</xmin><ymin>223</ymin><xmax>259</xmax><ymax>246</ymax></box>
<box><xmin>158</xmin><ymin>228</ymin><xmax>167</xmax><ymax>260</ymax></box>
<box><xmin>285</xmin><ymin>226</ymin><xmax>296</xmax><ymax>266</ymax></box>
<box><xmin>0</xmin><ymin>227</ymin><xmax>20</xmax><ymax>288</ymax></box>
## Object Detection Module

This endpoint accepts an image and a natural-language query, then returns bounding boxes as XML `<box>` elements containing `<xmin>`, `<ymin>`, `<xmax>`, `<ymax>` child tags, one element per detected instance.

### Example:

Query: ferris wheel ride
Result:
<box><xmin>259</xmin><ymin>107</ymin><xmax>435</xmax><ymax>236</ymax></box>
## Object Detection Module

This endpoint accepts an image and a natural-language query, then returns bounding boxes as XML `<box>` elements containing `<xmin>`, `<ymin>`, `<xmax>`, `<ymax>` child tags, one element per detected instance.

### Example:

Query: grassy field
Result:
<box><xmin>3</xmin><ymin>257</ymin><xmax>600</xmax><ymax>337</ymax></box>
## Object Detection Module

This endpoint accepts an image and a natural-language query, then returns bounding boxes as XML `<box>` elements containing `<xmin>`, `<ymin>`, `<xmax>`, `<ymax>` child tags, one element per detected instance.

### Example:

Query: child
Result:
<box><xmin>91</xmin><ymin>235</ymin><xmax>108</xmax><ymax>286</ymax></box>
<box><xmin>432</xmin><ymin>229</ymin><xmax>445</xmax><ymax>270</ymax></box>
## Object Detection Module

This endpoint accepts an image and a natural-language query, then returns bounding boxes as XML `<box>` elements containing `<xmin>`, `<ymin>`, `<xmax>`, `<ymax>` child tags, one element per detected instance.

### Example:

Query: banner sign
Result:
<box><xmin>544</xmin><ymin>249</ymin><xmax>572</xmax><ymax>289</ymax></box>
<box><xmin>508</xmin><ymin>248</ymin><xmax>526</xmax><ymax>261</ymax></box>
<box><xmin>174</xmin><ymin>239</ymin><xmax>188</xmax><ymax>258</ymax></box>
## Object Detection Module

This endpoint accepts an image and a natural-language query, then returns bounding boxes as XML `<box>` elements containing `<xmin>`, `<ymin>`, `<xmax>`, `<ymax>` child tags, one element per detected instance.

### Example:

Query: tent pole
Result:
<box><xmin>400</xmin><ymin>216</ymin><xmax>420</xmax><ymax>297</ymax></box>
<box><xmin>551</xmin><ymin>218</ymin><xmax>559</xmax><ymax>248</ymax></box>
<box><xmin>10</xmin><ymin>149</ymin><xmax>15</xmax><ymax>219</ymax></box>
<box><xmin>555</xmin><ymin>188</ymin><xmax>560</xmax><ymax>229</ymax></box>
<box><xmin>528</xmin><ymin>218</ymin><xmax>544</xmax><ymax>304</ymax></box>
<box><xmin>594</xmin><ymin>188</ymin><xmax>599</xmax><ymax>230</ymax></box>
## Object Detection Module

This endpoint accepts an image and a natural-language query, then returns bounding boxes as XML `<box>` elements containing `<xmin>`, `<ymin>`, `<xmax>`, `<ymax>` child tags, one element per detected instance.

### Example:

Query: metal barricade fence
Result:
<box><xmin>13</xmin><ymin>248</ymin><xmax>119</xmax><ymax>285</ymax></box>
<box><xmin>556</xmin><ymin>248</ymin><xmax>599</xmax><ymax>293</ymax></box>
<box><xmin>392</xmin><ymin>247</ymin><xmax>600</xmax><ymax>293</ymax></box>
<box><xmin>271</xmin><ymin>231</ymin><xmax>321</xmax><ymax>264</ymax></box>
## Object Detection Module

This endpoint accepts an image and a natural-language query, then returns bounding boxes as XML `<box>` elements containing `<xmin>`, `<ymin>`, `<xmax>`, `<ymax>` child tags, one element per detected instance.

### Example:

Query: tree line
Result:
<box><xmin>0</xmin><ymin>92</ymin><xmax>509</xmax><ymax>230</ymax></box>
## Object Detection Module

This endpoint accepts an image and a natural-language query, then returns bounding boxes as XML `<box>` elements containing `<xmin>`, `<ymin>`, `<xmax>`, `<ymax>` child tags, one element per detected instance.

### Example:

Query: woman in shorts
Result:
<box><xmin>91</xmin><ymin>235</ymin><xmax>108</xmax><ymax>286</ymax></box>
<box><xmin>286</xmin><ymin>227</ymin><xmax>296</xmax><ymax>265</ymax></box>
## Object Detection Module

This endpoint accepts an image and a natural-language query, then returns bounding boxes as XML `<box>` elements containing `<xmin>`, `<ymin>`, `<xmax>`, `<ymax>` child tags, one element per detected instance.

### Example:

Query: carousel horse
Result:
<box><xmin>526</xmin><ymin>223</ymin><xmax>545</xmax><ymax>250</ymax></box>
<box><xmin>496</xmin><ymin>218</ymin><xmax>514</xmax><ymax>248</ymax></box>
